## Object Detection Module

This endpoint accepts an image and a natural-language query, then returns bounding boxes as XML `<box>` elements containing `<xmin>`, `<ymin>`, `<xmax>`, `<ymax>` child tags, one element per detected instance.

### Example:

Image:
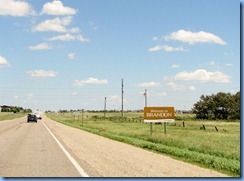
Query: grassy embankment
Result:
<box><xmin>0</xmin><ymin>112</ymin><xmax>27</xmax><ymax>121</ymax></box>
<box><xmin>46</xmin><ymin>112</ymin><xmax>240</xmax><ymax>176</ymax></box>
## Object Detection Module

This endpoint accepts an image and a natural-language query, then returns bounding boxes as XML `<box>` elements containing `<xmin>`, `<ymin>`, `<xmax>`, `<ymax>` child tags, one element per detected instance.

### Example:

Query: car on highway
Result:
<box><xmin>27</xmin><ymin>114</ymin><xmax>37</xmax><ymax>123</ymax></box>
<box><xmin>35</xmin><ymin>113</ymin><xmax>42</xmax><ymax>119</ymax></box>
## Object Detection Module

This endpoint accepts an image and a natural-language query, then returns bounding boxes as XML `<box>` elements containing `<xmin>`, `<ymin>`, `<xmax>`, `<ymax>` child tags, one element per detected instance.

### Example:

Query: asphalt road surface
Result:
<box><xmin>0</xmin><ymin>115</ymin><xmax>229</xmax><ymax>177</ymax></box>
<box><xmin>0</xmin><ymin>116</ymin><xmax>85</xmax><ymax>177</ymax></box>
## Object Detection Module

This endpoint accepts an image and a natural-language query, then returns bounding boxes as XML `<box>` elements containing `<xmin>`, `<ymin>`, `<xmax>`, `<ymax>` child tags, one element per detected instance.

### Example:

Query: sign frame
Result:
<box><xmin>144</xmin><ymin>107</ymin><xmax>175</xmax><ymax>123</ymax></box>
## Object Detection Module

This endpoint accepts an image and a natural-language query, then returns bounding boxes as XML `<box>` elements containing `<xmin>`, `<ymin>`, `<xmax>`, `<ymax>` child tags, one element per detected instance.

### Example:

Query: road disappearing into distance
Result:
<box><xmin>0</xmin><ymin>115</ymin><xmax>228</xmax><ymax>177</ymax></box>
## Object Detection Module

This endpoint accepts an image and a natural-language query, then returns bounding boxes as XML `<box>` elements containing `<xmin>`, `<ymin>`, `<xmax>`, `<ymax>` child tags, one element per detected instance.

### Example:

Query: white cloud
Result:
<box><xmin>152</xmin><ymin>36</ymin><xmax>159</xmax><ymax>41</ymax></box>
<box><xmin>225</xmin><ymin>63</ymin><xmax>233</xmax><ymax>67</ymax></box>
<box><xmin>48</xmin><ymin>33</ymin><xmax>75</xmax><ymax>41</ymax></box>
<box><xmin>33</xmin><ymin>16</ymin><xmax>72</xmax><ymax>32</ymax></box>
<box><xmin>0</xmin><ymin>56</ymin><xmax>10</xmax><ymax>66</ymax></box>
<box><xmin>72</xmin><ymin>92</ymin><xmax>78</xmax><ymax>96</ymax></box>
<box><xmin>74</xmin><ymin>77</ymin><xmax>108</xmax><ymax>86</ymax></box>
<box><xmin>166</xmin><ymin>81</ymin><xmax>185</xmax><ymax>91</ymax></box>
<box><xmin>70</xmin><ymin>27</ymin><xmax>80</xmax><ymax>33</ymax></box>
<box><xmin>172</xmin><ymin>64</ymin><xmax>179</xmax><ymax>68</ymax></box>
<box><xmin>188</xmin><ymin>86</ymin><xmax>196</xmax><ymax>91</ymax></box>
<box><xmin>48</xmin><ymin>33</ymin><xmax>90</xmax><ymax>42</ymax></box>
<box><xmin>174</xmin><ymin>69</ymin><xmax>231</xmax><ymax>83</ymax></box>
<box><xmin>27</xmin><ymin>70</ymin><xmax>57</xmax><ymax>77</ymax></box>
<box><xmin>28</xmin><ymin>43</ymin><xmax>52</xmax><ymax>50</ymax></box>
<box><xmin>40</xmin><ymin>0</ymin><xmax>76</xmax><ymax>16</ymax></box>
<box><xmin>149</xmin><ymin>45</ymin><xmax>187</xmax><ymax>52</ymax></box>
<box><xmin>162</xmin><ymin>45</ymin><xmax>188</xmax><ymax>52</ymax></box>
<box><xmin>0</xmin><ymin>0</ymin><xmax>35</xmax><ymax>16</ymax></box>
<box><xmin>148</xmin><ymin>45</ymin><xmax>162</xmax><ymax>52</ymax></box>
<box><xmin>165</xmin><ymin>29</ymin><xmax>226</xmax><ymax>45</ymax></box>
<box><xmin>137</xmin><ymin>82</ymin><xmax>161</xmax><ymax>87</ymax></box>
<box><xmin>68</xmin><ymin>53</ymin><xmax>76</xmax><ymax>60</ymax></box>
<box><xmin>76</xmin><ymin>35</ymin><xmax>90</xmax><ymax>42</ymax></box>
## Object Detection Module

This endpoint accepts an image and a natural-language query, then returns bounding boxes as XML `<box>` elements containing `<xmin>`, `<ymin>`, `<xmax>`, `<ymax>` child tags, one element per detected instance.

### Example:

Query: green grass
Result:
<box><xmin>46</xmin><ymin>112</ymin><xmax>240</xmax><ymax>176</ymax></box>
<box><xmin>0</xmin><ymin>112</ymin><xmax>27</xmax><ymax>121</ymax></box>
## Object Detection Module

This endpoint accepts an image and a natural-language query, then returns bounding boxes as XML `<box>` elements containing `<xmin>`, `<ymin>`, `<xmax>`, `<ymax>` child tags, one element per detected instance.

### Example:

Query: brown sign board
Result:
<box><xmin>144</xmin><ymin>107</ymin><xmax>174</xmax><ymax>123</ymax></box>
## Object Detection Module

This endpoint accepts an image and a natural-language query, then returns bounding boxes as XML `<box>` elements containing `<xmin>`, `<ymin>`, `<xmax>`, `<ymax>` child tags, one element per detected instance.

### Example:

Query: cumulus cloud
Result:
<box><xmin>48</xmin><ymin>33</ymin><xmax>89</xmax><ymax>42</ymax></box>
<box><xmin>166</xmin><ymin>81</ymin><xmax>185</xmax><ymax>91</ymax></box>
<box><xmin>149</xmin><ymin>45</ymin><xmax>187</xmax><ymax>52</ymax></box>
<box><xmin>40</xmin><ymin>0</ymin><xmax>76</xmax><ymax>16</ymax></box>
<box><xmin>152</xmin><ymin>36</ymin><xmax>159</xmax><ymax>41</ymax></box>
<box><xmin>76</xmin><ymin>35</ymin><xmax>90</xmax><ymax>42</ymax></box>
<box><xmin>137</xmin><ymin>82</ymin><xmax>161</xmax><ymax>87</ymax></box>
<box><xmin>68</xmin><ymin>53</ymin><xmax>76</xmax><ymax>60</ymax></box>
<box><xmin>174</xmin><ymin>69</ymin><xmax>231</xmax><ymax>83</ymax></box>
<box><xmin>33</xmin><ymin>16</ymin><xmax>72</xmax><ymax>32</ymax></box>
<box><xmin>0</xmin><ymin>0</ymin><xmax>35</xmax><ymax>16</ymax></box>
<box><xmin>0</xmin><ymin>56</ymin><xmax>10</xmax><ymax>66</ymax></box>
<box><xmin>172</xmin><ymin>64</ymin><xmax>180</xmax><ymax>68</ymax></box>
<box><xmin>27</xmin><ymin>70</ymin><xmax>57</xmax><ymax>77</ymax></box>
<box><xmin>162</xmin><ymin>45</ymin><xmax>188</xmax><ymax>52</ymax></box>
<box><xmin>48</xmin><ymin>33</ymin><xmax>75</xmax><ymax>41</ymax></box>
<box><xmin>148</xmin><ymin>45</ymin><xmax>162</xmax><ymax>52</ymax></box>
<box><xmin>74</xmin><ymin>77</ymin><xmax>108</xmax><ymax>86</ymax></box>
<box><xmin>188</xmin><ymin>86</ymin><xmax>196</xmax><ymax>91</ymax></box>
<box><xmin>28</xmin><ymin>43</ymin><xmax>52</xmax><ymax>50</ymax></box>
<box><xmin>165</xmin><ymin>29</ymin><xmax>226</xmax><ymax>45</ymax></box>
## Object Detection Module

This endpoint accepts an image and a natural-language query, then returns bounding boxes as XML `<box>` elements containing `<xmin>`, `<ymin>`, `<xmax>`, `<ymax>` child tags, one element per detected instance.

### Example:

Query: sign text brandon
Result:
<box><xmin>144</xmin><ymin>107</ymin><xmax>174</xmax><ymax>122</ymax></box>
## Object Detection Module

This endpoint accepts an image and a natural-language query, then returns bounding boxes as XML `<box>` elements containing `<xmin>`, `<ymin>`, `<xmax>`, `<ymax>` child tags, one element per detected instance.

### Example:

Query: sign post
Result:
<box><xmin>144</xmin><ymin>107</ymin><xmax>174</xmax><ymax>136</ymax></box>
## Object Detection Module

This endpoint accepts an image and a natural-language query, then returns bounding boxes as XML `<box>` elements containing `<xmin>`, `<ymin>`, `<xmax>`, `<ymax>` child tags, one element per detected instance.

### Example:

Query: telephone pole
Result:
<box><xmin>104</xmin><ymin>96</ymin><xmax>107</xmax><ymax>118</ymax></box>
<box><xmin>144</xmin><ymin>89</ymin><xmax>152</xmax><ymax>135</ymax></box>
<box><xmin>144</xmin><ymin>89</ymin><xmax>147</xmax><ymax>107</ymax></box>
<box><xmin>121</xmin><ymin>79</ymin><xmax>124</xmax><ymax>121</ymax></box>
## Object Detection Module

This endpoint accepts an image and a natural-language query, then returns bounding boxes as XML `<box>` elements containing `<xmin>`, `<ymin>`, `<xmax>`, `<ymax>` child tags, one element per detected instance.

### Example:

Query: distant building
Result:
<box><xmin>0</xmin><ymin>105</ymin><xmax>14</xmax><ymax>112</ymax></box>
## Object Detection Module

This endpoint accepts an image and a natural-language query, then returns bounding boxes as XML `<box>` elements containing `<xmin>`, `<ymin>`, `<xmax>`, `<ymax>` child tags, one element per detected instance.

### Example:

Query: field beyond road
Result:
<box><xmin>47</xmin><ymin>112</ymin><xmax>240</xmax><ymax>176</ymax></box>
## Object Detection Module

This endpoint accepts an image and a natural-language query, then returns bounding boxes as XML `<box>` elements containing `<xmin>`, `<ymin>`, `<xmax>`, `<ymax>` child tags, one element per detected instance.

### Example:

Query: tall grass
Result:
<box><xmin>46</xmin><ymin>112</ymin><xmax>240</xmax><ymax>176</ymax></box>
<box><xmin>0</xmin><ymin>112</ymin><xmax>27</xmax><ymax>121</ymax></box>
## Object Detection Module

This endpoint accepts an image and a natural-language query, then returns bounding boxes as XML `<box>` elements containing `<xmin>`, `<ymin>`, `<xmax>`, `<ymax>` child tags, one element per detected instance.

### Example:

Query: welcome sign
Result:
<box><xmin>144</xmin><ymin>107</ymin><xmax>175</xmax><ymax>123</ymax></box>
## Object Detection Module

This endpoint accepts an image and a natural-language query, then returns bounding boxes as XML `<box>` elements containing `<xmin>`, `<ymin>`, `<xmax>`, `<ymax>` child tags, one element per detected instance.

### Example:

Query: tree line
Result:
<box><xmin>192</xmin><ymin>92</ymin><xmax>240</xmax><ymax>120</ymax></box>
<box><xmin>1</xmin><ymin>106</ymin><xmax>32</xmax><ymax>113</ymax></box>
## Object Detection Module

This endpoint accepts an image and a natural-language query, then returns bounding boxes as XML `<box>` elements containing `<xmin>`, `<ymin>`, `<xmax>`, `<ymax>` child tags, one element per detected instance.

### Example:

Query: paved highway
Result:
<box><xmin>0</xmin><ymin>115</ymin><xmax>228</xmax><ymax>177</ymax></box>
<box><xmin>0</xmin><ymin>117</ymin><xmax>86</xmax><ymax>177</ymax></box>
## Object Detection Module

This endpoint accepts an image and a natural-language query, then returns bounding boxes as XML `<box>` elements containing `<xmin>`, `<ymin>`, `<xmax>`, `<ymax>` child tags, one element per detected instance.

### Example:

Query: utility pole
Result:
<box><xmin>144</xmin><ymin>89</ymin><xmax>147</xmax><ymax>107</ymax></box>
<box><xmin>144</xmin><ymin>89</ymin><xmax>152</xmax><ymax>135</ymax></box>
<box><xmin>81</xmin><ymin>109</ymin><xmax>84</xmax><ymax>126</ymax></box>
<box><xmin>104</xmin><ymin>97</ymin><xmax>107</xmax><ymax>118</ymax></box>
<box><xmin>121</xmin><ymin>79</ymin><xmax>124</xmax><ymax>121</ymax></box>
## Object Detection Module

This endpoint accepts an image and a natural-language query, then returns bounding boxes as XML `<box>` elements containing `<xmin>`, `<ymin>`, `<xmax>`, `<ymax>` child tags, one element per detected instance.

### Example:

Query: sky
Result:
<box><xmin>0</xmin><ymin>0</ymin><xmax>240</xmax><ymax>112</ymax></box>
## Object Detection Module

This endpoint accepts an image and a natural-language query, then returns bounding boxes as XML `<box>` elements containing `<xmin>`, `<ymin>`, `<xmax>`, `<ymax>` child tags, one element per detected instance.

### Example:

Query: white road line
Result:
<box><xmin>42</xmin><ymin>121</ymin><xmax>89</xmax><ymax>177</ymax></box>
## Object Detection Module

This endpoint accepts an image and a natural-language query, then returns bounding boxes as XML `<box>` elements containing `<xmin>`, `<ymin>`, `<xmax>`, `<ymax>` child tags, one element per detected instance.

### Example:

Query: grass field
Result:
<box><xmin>0</xmin><ymin>112</ymin><xmax>27</xmax><ymax>121</ymax></box>
<box><xmin>47</xmin><ymin>112</ymin><xmax>240</xmax><ymax>176</ymax></box>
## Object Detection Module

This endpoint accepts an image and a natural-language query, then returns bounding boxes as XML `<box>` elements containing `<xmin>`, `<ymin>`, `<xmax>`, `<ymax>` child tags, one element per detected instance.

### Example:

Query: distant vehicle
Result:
<box><xmin>27</xmin><ymin>114</ymin><xmax>37</xmax><ymax>123</ymax></box>
<box><xmin>35</xmin><ymin>113</ymin><xmax>42</xmax><ymax>119</ymax></box>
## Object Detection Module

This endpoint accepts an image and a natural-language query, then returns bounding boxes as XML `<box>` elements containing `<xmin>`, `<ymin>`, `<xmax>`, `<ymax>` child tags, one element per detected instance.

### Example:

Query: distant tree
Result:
<box><xmin>192</xmin><ymin>92</ymin><xmax>240</xmax><ymax>120</ymax></box>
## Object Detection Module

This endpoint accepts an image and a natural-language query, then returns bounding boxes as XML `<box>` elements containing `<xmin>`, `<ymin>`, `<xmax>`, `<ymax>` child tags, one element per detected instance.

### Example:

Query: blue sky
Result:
<box><xmin>0</xmin><ymin>0</ymin><xmax>240</xmax><ymax>112</ymax></box>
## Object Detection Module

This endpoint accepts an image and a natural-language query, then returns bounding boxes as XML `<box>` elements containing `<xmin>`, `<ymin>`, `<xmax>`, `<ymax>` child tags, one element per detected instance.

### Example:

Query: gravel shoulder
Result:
<box><xmin>43</xmin><ymin>115</ymin><xmax>229</xmax><ymax>177</ymax></box>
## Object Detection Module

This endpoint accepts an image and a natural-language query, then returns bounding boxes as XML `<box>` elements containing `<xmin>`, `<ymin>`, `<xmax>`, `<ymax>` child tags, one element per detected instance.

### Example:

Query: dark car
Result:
<box><xmin>27</xmin><ymin>114</ymin><xmax>37</xmax><ymax>123</ymax></box>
